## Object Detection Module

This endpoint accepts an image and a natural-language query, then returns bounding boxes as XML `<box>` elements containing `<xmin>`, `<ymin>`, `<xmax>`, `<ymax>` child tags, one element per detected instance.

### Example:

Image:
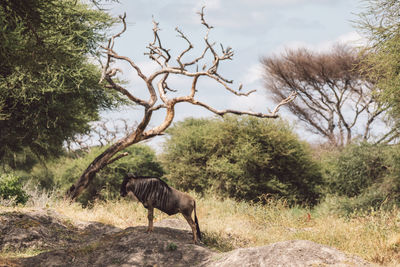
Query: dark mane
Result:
<box><xmin>124</xmin><ymin>173</ymin><xmax>171</xmax><ymax>188</ymax></box>
<box><xmin>121</xmin><ymin>174</ymin><xmax>172</xmax><ymax>211</ymax></box>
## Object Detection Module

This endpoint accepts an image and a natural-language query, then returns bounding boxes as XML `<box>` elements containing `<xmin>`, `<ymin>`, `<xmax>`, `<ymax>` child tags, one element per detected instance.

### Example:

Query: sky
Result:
<box><xmin>96</xmin><ymin>0</ymin><xmax>365</xmax><ymax>149</ymax></box>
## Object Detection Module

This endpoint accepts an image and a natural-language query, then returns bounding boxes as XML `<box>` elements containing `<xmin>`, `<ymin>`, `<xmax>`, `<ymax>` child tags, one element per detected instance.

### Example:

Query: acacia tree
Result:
<box><xmin>356</xmin><ymin>0</ymin><xmax>400</xmax><ymax>120</ymax></box>
<box><xmin>261</xmin><ymin>44</ymin><xmax>394</xmax><ymax>146</ymax></box>
<box><xmin>0</xmin><ymin>0</ymin><xmax>121</xmax><ymax>161</ymax></box>
<box><xmin>66</xmin><ymin>8</ymin><xmax>296</xmax><ymax>200</ymax></box>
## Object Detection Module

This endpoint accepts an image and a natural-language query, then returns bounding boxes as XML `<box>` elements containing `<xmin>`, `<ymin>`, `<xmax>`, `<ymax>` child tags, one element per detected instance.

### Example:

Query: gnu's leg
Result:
<box><xmin>147</xmin><ymin>207</ymin><xmax>154</xmax><ymax>233</ymax></box>
<box><xmin>183</xmin><ymin>213</ymin><xmax>198</xmax><ymax>244</ymax></box>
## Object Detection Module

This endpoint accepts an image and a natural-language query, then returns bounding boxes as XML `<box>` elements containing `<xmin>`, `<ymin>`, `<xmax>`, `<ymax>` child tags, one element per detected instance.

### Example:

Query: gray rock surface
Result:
<box><xmin>206</xmin><ymin>239</ymin><xmax>372</xmax><ymax>267</ymax></box>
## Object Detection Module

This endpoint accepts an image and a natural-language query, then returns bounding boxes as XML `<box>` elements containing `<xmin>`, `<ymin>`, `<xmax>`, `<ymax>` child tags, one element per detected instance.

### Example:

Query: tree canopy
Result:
<box><xmin>261</xmin><ymin>44</ymin><xmax>394</xmax><ymax>146</ymax></box>
<box><xmin>0</xmin><ymin>0</ymin><xmax>122</xmax><ymax>161</ymax></box>
<box><xmin>357</xmin><ymin>0</ymin><xmax>400</xmax><ymax>120</ymax></box>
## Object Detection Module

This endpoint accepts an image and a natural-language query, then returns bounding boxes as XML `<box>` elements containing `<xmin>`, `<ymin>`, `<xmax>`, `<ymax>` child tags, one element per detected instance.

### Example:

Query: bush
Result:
<box><xmin>23</xmin><ymin>144</ymin><xmax>163</xmax><ymax>205</ymax></box>
<box><xmin>161</xmin><ymin>116</ymin><xmax>323</xmax><ymax>205</ymax></box>
<box><xmin>322</xmin><ymin>142</ymin><xmax>387</xmax><ymax>197</ymax></box>
<box><xmin>321</xmin><ymin>142</ymin><xmax>400</xmax><ymax>213</ymax></box>
<box><xmin>0</xmin><ymin>147</ymin><xmax>39</xmax><ymax>172</ymax></box>
<box><xmin>60</xmin><ymin>145</ymin><xmax>164</xmax><ymax>204</ymax></box>
<box><xmin>0</xmin><ymin>173</ymin><xmax>29</xmax><ymax>205</ymax></box>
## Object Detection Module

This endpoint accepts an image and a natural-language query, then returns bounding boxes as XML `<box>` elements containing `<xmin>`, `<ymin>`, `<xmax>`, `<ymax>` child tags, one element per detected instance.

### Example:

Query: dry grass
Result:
<box><xmin>197</xmin><ymin>195</ymin><xmax>400</xmax><ymax>266</ymax></box>
<box><xmin>2</xmin><ymin>190</ymin><xmax>400</xmax><ymax>266</ymax></box>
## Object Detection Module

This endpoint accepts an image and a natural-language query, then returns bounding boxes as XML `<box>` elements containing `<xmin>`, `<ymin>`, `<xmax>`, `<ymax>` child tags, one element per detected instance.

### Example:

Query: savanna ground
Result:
<box><xmin>1</xmin><ymin>187</ymin><xmax>399</xmax><ymax>266</ymax></box>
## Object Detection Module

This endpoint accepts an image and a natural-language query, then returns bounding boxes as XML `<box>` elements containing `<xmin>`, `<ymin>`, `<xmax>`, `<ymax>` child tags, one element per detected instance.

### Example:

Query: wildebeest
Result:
<box><xmin>120</xmin><ymin>173</ymin><xmax>201</xmax><ymax>244</ymax></box>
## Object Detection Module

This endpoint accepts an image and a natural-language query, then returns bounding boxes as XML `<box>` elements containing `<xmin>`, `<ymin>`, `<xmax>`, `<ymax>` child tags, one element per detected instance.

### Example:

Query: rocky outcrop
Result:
<box><xmin>0</xmin><ymin>210</ymin><xmax>372</xmax><ymax>267</ymax></box>
<box><xmin>206</xmin><ymin>240</ymin><xmax>371</xmax><ymax>267</ymax></box>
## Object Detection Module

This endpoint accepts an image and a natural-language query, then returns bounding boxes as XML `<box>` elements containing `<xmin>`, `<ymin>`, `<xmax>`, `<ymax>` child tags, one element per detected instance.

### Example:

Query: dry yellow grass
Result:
<box><xmin>198</xmin><ymin>196</ymin><xmax>400</xmax><ymax>266</ymax></box>
<box><xmin>2</xmin><ymin>191</ymin><xmax>400</xmax><ymax>266</ymax></box>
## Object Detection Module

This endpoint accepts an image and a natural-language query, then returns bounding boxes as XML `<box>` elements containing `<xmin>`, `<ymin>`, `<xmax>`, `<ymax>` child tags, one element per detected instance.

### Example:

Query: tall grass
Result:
<box><xmin>2</xmin><ymin>190</ymin><xmax>400</xmax><ymax>266</ymax></box>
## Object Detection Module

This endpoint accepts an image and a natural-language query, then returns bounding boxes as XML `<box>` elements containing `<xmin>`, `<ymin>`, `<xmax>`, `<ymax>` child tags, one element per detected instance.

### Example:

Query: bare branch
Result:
<box><xmin>67</xmin><ymin>7</ymin><xmax>294</xmax><ymax>200</ymax></box>
<box><xmin>197</xmin><ymin>6</ymin><xmax>213</xmax><ymax>30</ymax></box>
<box><xmin>104</xmin><ymin>76</ymin><xmax>149</xmax><ymax>107</ymax></box>
<box><xmin>270</xmin><ymin>91</ymin><xmax>297</xmax><ymax>115</ymax></box>
<box><xmin>187</xmin><ymin>99</ymin><xmax>279</xmax><ymax>118</ymax></box>
<box><xmin>105</xmin><ymin>48</ymin><xmax>148</xmax><ymax>82</ymax></box>
<box><xmin>183</xmin><ymin>46</ymin><xmax>210</xmax><ymax>67</ymax></box>
<box><xmin>100</xmin><ymin>13</ymin><xmax>127</xmax><ymax>83</ymax></box>
<box><xmin>145</xmin><ymin>17</ymin><xmax>171</xmax><ymax>66</ymax></box>
<box><xmin>107</xmin><ymin>152</ymin><xmax>129</xmax><ymax>165</ymax></box>
<box><xmin>175</xmin><ymin>27</ymin><xmax>193</xmax><ymax>69</ymax></box>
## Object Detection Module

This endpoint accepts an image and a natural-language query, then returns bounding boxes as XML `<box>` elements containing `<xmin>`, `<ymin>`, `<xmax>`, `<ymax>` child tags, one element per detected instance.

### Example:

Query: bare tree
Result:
<box><xmin>66</xmin><ymin>8</ymin><xmax>296</xmax><ymax>200</ymax></box>
<box><xmin>261</xmin><ymin>44</ymin><xmax>395</xmax><ymax>146</ymax></box>
<box><xmin>65</xmin><ymin>118</ymin><xmax>136</xmax><ymax>153</ymax></box>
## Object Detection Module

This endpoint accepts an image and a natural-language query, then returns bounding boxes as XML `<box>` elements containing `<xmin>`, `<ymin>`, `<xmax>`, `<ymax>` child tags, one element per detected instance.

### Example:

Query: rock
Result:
<box><xmin>0</xmin><ymin>210</ymin><xmax>213</xmax><ymax>267</ymax></box>
<box><xmin>0</xmin><ymin>210</ymin><xmax>372</xmax><ymax>267</ymax></box>
<box><xmin>0</xmin><ymin>209</ymin><xmax>119</xmax><ymax>252</ymax></box>
<box><xmin>206</xmin><ymin>240</ymin><xmax>372</xmax><ymax>267</ymax></box>
<box><xmin>19</xmin><ymin>226</ymin><xmax>213</xmax><ymax>267</ymax></box>
<box><xmin>154</xmin><ymin>218</ymin><xmax>191</xmax><ymax>231</ymax></box>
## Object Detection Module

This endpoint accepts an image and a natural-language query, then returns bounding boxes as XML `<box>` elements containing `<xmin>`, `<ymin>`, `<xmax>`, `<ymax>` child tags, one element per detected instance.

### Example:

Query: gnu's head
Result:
<box><xmin>120</xmin><ymin>175</ymin><xmax>131</xmax><ymax>197</ymax></box>
<box><xmin>120</xmin><ymin>185</ymin><xmax>127</xmax><ymax>197</ymax></box>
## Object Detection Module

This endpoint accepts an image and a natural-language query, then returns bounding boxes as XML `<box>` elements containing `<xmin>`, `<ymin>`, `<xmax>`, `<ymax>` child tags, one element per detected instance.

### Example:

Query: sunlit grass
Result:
<box><xmin>0</xmin><ymin>248</ymin><xmax>48</xmax><ymax>258</ymax></box>
<box><xmin>1</xmin><ymin>189</ymin><xmax>400</xmax><ymax>265</ymax></box>
<box><xmin>196</xmin><ymin>195</ymin><xmax>400</xmax><ymax>265</ymax></box>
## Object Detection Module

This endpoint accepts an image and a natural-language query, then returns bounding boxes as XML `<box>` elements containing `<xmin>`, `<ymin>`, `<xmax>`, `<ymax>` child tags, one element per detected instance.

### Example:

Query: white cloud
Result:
<box><xmin>241</xmin><ymin>63</ymin><xmax>264</xmax><ymax>85</ymax></box>
<box><xmin>336</xmin><ymin>31</ymin><xmax>366</xmax><ymax>47</ymax></box>
<box><xmin>270</xmin><ymin>31</ymin><xmax>366</xmax><ymax>55</ymax></box>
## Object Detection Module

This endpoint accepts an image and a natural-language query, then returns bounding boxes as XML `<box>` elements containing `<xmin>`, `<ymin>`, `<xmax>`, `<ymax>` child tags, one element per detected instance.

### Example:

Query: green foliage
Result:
<box><xmin>31</xmin><ymin>144</ymin><xmax>164</xmax><ymax>205</ymax></box>
<box><xmin>0</xmin><ymin>147</ymin><xmax>40</xmax><ymax>172</ymax></box>
<box><xmin>162</xmin><ymin>116</ymin><xmax>323</xmax><ymax>205</ymax></box>
<box><xmin>0</xmin><ymin>173</ymin><xmax>29</xmax><ymax>205</ymax></box>
<box><xmin>357</xmin><ymin>0</ymin><xmax>400</xmax><ymax>120</ymax></box>
<box><xmin>0</xmin><ymin>0</ymin><xmax>123</xmax><ymax>160</ymax></box>
<box><xmin>321</xmin><ymin>142</ymin><xmax>400</xmax><ymax>213</ymax></box>
<box><xmin>322</xmin><ymin>143</ymin><xmax>387</xmax><ymax>197</ymax></box>
<box><xmin>166</xmin><ymin>242</ymin><xmax>178</xmax><ymax>251</ymax></box>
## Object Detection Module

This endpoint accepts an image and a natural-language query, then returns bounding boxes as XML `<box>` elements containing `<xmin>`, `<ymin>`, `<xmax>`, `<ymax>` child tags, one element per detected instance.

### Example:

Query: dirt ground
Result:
<box><xmin>0</xmin><ymin>210</ymin><xmax>372</xmax><ymax>267</ymax></box>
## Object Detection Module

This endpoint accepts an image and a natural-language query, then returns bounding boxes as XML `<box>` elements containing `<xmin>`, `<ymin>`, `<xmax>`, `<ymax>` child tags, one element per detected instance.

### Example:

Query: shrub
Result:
<box><xmin>321</xmin><ymin>142</ymin><xmax>400</xmax><ymax>213</ymax></box>
<box><xmin>322</xmin><ymin>142</ymin><xmax>387</xmax><ymax>197</ymax></box>
<box><xmin>161</xmin><ymin>116</ymin><xmax>323</xmax><ymax>205</ymax></box>
<box><xmin>23</xmin><ymin>144</ymin><xmax>163</xmax><ymax>205</ymax></box>
<box><xmin>61</xmin><ymin>145</ymin><xmax>164</xmax><ymax>204</ymax></box>
<box><xmin>0</xmin><ymin>173</ymin><xmax>29</xmax><ymax>205</ymax></box>
<box><xmin>0</xmin><ymin>147</ymin><xmax>39</xmax><ymax>172</ymax></box>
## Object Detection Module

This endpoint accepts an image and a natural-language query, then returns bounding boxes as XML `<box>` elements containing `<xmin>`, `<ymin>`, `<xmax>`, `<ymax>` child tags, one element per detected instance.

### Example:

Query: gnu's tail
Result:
<box><xmin>194</xmin><ymin>201</ymin><xmax>201</xmax><ymax>241</ymax></box>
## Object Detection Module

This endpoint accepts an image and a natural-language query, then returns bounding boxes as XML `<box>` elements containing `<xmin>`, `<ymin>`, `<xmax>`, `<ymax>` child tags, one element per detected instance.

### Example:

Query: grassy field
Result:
<box><xmin>2</xmin><ymin>189</ymin><xmax>400</xmax><ymax>266</ymax></box>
